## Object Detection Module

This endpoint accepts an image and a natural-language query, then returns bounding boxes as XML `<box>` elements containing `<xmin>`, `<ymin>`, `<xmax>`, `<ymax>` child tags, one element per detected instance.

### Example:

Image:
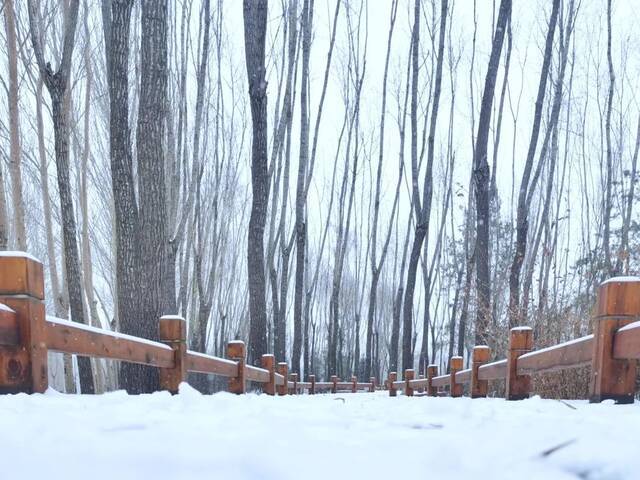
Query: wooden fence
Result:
<box><xmin>387</xmin><ymin>277</ymin><xmax>640</xmax><ymax>404</ymax></box>
<box><xmin>1</xmin><ymin>252</ymin><xmax>639</xmax><ymax>404</ymax></box>
<box><xmin>0</xmin><ymin>253</ymin><xmax>375</xmax><ymax>395</ymax></box>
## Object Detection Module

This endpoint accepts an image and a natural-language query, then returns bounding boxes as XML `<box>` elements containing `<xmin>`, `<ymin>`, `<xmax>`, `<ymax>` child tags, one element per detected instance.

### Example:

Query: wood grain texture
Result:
<box><xmin>261</xmin><ymin>354</ymin><xmax>276</xmax><ymax>395</ymax></box>
<box><xmin>450</xmin><ymin>357</ymin><xmax>463</xmax><ymax>397</ymax></box>
<box><xmin>471</xmin><ymin>346</ymin><xmax>490</xmax><ymax>398</ymax></box>
<box><xmin>427</xmin><ymin>365</ymin><xmax>438</xmax><ymax>396</ymax></box>
<box><xmin>187</xmin><ymin>352</ymin><xmax>238</xmax><ymax>377</ymax></box>
<box><xmin>277</xmin><ymin>363</ymin><xmax>288</xmax><ymax>395</ymax></box>
<box><xmin>227</xmin><ymin>341</ymin><xmax>246</xmax><ymax>394</ymax></box>
<box><xmin>518</xmin><ymin>335</ymin><xmax>592</xmax><ymax>375</ymax></box>
<box><xmin>506</xmin><ymin>328</ymin><xmax>533</xmax><ymax>400</ymax></box>
<box><xmin>404</xmin><ymin>369</ymin><xmax>415</xmax><ymax>397</ymax></box>
<box><xmin>158</xmin><ymin>316</ymin><xmax>186</xmax><ymax>394</ymax></box>
<box><xmin>388</xmin><ymin>371</ymin><xmax>397</xmax><ymax>397</ymax></box>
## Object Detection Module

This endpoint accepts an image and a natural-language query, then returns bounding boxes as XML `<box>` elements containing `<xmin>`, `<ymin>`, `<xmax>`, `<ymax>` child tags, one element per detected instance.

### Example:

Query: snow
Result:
<box><xmin>0</xmin><ymin>389</ymin><xmax>638</xmax><ymax>479</ymax></box>
<box><xmin>602</xmin><ymin>276</ymin><xmax>640</xmax><ymax>284</ymax></box>
<box><xmin>0</xmin><ymin>302</ymin><xmax>14</xmax><ymax>313</ymax></box>
<box><xmin>46</xmin><ymin>316</ymin><xmax>173</xmax><ymax>352</ymax></box>
<box><xmin>0</xmin><ymin>250</ymin><xmax>41</xmax><ymax>262</ymax></box>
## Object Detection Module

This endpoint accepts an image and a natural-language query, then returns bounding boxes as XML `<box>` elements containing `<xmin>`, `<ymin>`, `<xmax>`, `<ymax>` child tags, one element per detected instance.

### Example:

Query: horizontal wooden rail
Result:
<box><xmin>246</xmin><ymin>365</ymin><xmax>270</xmax><ymax>383</ymax></box>
<box><xmin>186</xmin><ymin>351</ymin><xmax>238</xmax><ymax>377</ymax></box>
<box><xmin>517</xmin><ymin>334</ymin><xmax>593</xmax><ymax>375</ymax></box>
<box><xmin>431</xmin><ymin>374</ymin><xmax>449</xmax><ymax>388</ymax></box>
<box><xmin>613</xmin><ymin>321</ymin><xmax>640</xmax><ymax>360</ymax></box>
<box><xmin>477</xmin><ymin>359</ymin><xmax>507</xmax><ymax>381</ymax></box>
<box><xmin>46</xmin><ymin>317</ymin><xmax>175</xmax><ymax>368</ymax></box>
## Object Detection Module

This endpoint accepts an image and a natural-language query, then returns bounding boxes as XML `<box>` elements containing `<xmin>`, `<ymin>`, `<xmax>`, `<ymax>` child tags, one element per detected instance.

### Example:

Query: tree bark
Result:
<box><xmin>473</xmin><ymin>0</ymin><xmax>511</xmax><ymax>345</ymax></box>
<box><xmin>27</xmin><ymin>0</ymin><xmax>95</xmax><ymax>394</ymax></box>
<box><xmin>243</xmin><ymin>0</ymin><xmax>270</xmax><ymax>364</ymax></box>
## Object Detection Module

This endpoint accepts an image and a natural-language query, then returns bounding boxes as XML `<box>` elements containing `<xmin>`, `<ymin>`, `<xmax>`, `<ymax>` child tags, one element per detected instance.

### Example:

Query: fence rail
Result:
<box><xmin>0</xmin><ymin>253</ymin><xmax>375</xmax><ymax>396</ymax></box>
<box><xmin>2</xmin><ymin>252</ymin><xmax>640</xmax><ymax>405</ymax></box>
<box><xmin>387</xmin><ymin>277</ymin><xmax>640</xmax><ymax>404</ymax></box>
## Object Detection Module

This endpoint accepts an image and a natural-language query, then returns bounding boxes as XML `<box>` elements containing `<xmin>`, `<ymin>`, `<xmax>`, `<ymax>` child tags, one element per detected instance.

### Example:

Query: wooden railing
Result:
<box><xmin>386</xmin><ymin>278</ymin><xmax>640</xmax><ymax>404</ymax></box>
<box><xmin>0</xmin><ymin>252</ymin><xmax>375</xmax><ymax>395</ymax></box>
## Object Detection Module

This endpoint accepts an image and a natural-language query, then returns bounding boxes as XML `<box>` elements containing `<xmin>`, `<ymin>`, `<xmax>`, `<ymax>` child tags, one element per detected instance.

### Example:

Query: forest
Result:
<box><xmin>0</xmin><ymin>0</ymin><xmax>638</xmax><ymax>395</ymax></box>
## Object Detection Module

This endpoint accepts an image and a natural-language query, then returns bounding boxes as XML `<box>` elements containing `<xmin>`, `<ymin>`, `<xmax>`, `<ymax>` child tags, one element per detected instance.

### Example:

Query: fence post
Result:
<box><xmin>369</xmin><ymin>377</ymin><xmax>376</xmax><ymax>393</ymax></box>
<box><xmin>427</xmin><ymin>364</ymin><xmax>438</xmax><ymax>397</ymax></box>
<box><xmin>291</xmin><ymin>373</ymin><xmax>298</xmax><ymax>394</ymax></box>
<box><xmin>261</xmin><ymin>354</ymin><xmax>276</xmax><ymax>396</ymax></box>
<box><xmin>590</xmin><ymin>278</ymin><xmax>640</xmax><ymax>404</ymax></box>
<box><xmin>0</xmin><ymin>253</ymin><xmax>47</xmax><ymax>394</ymax></box>
<box><xmin>388</xmin><ymin>372</ymin><xmax>397</xmax><ymax>397</ymax></box>
<box><xmin>351</xmin><ymin>375</ymin><xmax>357</xmax><ymax>393</ymax></box>
<box><xmin>277</xmin><ymin>362</ymin><xmax>288</xmax><ymax>395</ymax></box>
<box><xmin>405</xmin><ymin>369</ymin><xmax>415</xmax><ymax>397</ymax></box>
<box><xmin>471</xmin><ymin>346</ymin><xmax>490</xmax><ymax>398</ymax></box>
<box><xmin>450</xmin><ymin>357</ymin><xmax>463</xmax><ymax>398</ymax></box>
<box><xmin>331</xmin><ymin>375</ymin><xmax>338</xmax><ymax>394</ymax></box>
<box><xmin>227</xmin><ymin>341</ymin><xmax>246</xmax><ymax>394</ymax></box>
<box><xmin>158</xmin><ymin>316</ymin><xmax>187</xmax><ymax>394</ymax></box>
<box><xmin>506</xmin><ymin>327</ymin><xmax>533</xmax><ymax>400</ymax></box>
<box><xmin>309</xmin><ymin>374</ymin><xmax>316</xmax><ymax>394</ymax></box>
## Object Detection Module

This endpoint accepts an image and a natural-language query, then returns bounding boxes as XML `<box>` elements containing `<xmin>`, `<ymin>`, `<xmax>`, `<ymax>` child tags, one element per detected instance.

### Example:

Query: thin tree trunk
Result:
<box><xmin>473</xmin><ymin>0</ymin><xmax>511</xmax><ymax>345</ymax></box>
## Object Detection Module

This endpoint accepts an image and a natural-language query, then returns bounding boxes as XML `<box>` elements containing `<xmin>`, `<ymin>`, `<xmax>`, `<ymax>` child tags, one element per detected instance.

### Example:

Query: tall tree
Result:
<box><xmin>104</xmin><ymin>0</ymin><xmax>146</xmax><ymax>392</ymax></box>
<box><xmin>402</xmin><ymin>0</ymin><xmax>448</xmax><ymax>373</ymax></box>
<box><xmin>473</xmin><ymin>0</ymin><xmax>511</xmax><ymax>345</ymax></box>
<box><xmin>508</xmin><ymin>0</ymin><xmax>560</xmax><ymax>329</ymax></box>
<box><xmin>135</xmin><ymin>0</ymin><xmax>171</xmax><ymax>390</ymax></box>
<box><xmin>5</xmin><ymin>0</ymin><xmax>27</xmax><ymax>250</ymax></box>
<box><xmin>27</xmin><ymin>0</ymin><xmax>95</xmax><ymax>393</ymax></box>
<box><xmin>243</xmin><ymin>0</ymin><xmax>270</xmax><ymax>363</ymax></box>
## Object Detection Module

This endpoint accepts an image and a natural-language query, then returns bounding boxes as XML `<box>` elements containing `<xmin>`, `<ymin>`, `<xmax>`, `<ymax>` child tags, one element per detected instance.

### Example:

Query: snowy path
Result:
<box><xmin>0</xmin><ymin>386</ymin><xmax>638</xmax><ymax>479</ymax></box>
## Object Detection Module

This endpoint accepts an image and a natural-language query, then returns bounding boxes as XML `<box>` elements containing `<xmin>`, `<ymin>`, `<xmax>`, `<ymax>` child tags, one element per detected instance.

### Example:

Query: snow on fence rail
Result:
<box><xmin>0</xmin><ymin>253</ymin><xmax>375</xmax><ymax>396</ymax></box>
<box><xmin>386</xmin><ymin>276</ymin><xmax>640</xmax><ymax>404</ymax></box>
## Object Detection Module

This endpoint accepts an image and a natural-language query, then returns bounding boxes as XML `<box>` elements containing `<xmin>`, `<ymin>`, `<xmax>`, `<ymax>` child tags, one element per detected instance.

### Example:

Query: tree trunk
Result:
<box><xmin>473</xmin><ymin>0</ymin><xmax>511</xmax><ymax>345</ymax></box>
<box><xmin>4</xmin><ymin>0</ymin><xmax>27</xmax><ymax>250</ymax></box>
<box><xmin>243</xmin><ymin>0</ymin><xmax>270</xmax><ymax>364</ymax></box>
<box><xmin>508</xmin><ymin>0</ymin><xmax>559</xmax><ymax>329</ymax></box>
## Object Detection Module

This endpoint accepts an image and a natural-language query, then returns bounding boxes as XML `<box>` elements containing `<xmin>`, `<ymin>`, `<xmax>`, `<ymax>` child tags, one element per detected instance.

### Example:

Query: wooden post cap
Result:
<box><xmin>590</xmin><ymin>278</ymin><xmax>640</xmax><ymax>404</ymax></box>
<box><xmin>506</xmin><ymin>327</ymin><xmax>533</xmax><ymax>400</ymax></box>
<box><xmin>0</xmin><ymin>253</ymin><xmax>45</xmax><ymax>300</ymax></box>
<box><xmin>227</xmin><ymin>340</ymin><xmax>246</xmax><ymax>359</ymax></box>
<box><xmin>595</xmin><ymin>277</ymin><xmax>640</xmax><ymax>317</ymax></box>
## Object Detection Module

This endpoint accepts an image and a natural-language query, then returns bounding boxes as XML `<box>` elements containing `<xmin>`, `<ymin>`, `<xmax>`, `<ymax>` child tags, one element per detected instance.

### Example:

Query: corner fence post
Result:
<box><xmin>369</xmin><ymin>377</ymin><xmax>376</xmax><ymax>393</ymax></box>
<box><xmin>277</xmin><ymin>362</ymin><xmax>288</xmax><ymax>395</ymax></box>
<box><xmin>450</xmin><ymin>357</ymin><xmax>463</xmax><ymax>398</ymax></box>
<box><xmin>309</xmin><ymin>374</ymin><xmax>316</xmax><ymax>394</ymax></box>
<box><xmin>506</xmin><ymin>327</ymin><xmax>533</xmax><ymax>400</ymax></box>
<box><xmin>0</xmin><ymin>253</ymin><xmax>47</xmax><ymax>393</ymax></box>
<box><xmin>388</xmin><ymin>372</ymin><xmax>397</xmax><ymax>397</ymax></box>
<box><xmin>404</xmin><ymin>369</ymin><xmax>415</xmax><ymax>397</ymax></box>
<box><xmin>590</xmin><ymin>278</ymin><xmax>640</xmax><ymax>404</ymax></box>
<box><xmin>158</xmin><ymin>316</ymin><xmax>187</xmax><ymax>394</ymax></box>
<box><xmin>351</xmin><ymin>375</ymin><xmax>357</xmax><ymax>393</ymax></box>
<box><xmin>261</xmin><ymin>354</ymin><xmax>276</xmax><ymax>395</ymax></box>
<box><xmin>427</xmin><ymin>365</ymin><xmax>437</xmax><ymax>397</ymax></box>
<box><xmin>227</xmin><ymin>341</ymin><xmax>246</xmax><ymax>394</ymax></box>
<box><xmin>471</xmin><ymin>346</ymin><xmax>490</xmax><ymax>398</ymax></box>
<box><xmin>331</xmin><ymin>375</ymin><xmax>337</xmax><ymax>394</ymax></box>
<box><xmin>291</xmin><ymin>373</ymin><xmax>298</xmax><ymax>394</ymax></box>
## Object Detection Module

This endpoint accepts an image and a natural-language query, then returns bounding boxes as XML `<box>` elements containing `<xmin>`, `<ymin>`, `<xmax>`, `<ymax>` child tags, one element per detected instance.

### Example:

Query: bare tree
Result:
<box><xmin>27</xmin><ymin>0</ymin><xmax>95</xmax><ymax>393</ymax></box>
<box><xmin>243</xmin><ymin>0</ymin><xmax>270</xmax><ymax>363</ymax></box>
<box><xmin>473</xmin><ymin>0</ymin><xmax>511</xmax><ymax>345</ymax></box>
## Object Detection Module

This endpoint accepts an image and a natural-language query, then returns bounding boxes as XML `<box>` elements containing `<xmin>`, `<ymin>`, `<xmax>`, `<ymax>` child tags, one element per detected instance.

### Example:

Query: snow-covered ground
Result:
<box><xmin>0</xmin><ymin>386</ymin><xmax>638</xmax><ymax>479</ymax></box>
